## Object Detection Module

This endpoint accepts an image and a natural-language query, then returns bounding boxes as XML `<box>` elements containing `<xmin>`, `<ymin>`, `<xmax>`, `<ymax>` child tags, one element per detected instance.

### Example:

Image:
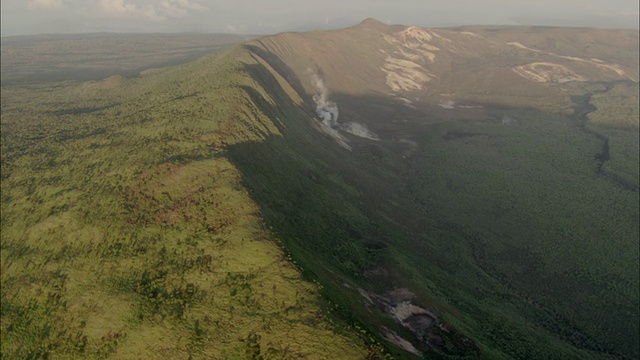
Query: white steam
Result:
<box><xmin>308</xmin><ymin>70</ymin><xmax>379</xmax><ymax>146</ymax></box>
<box><xmin>311</xmin><ymin>73</ymin><xmax>339</xmax><ymax>127</ymax></box>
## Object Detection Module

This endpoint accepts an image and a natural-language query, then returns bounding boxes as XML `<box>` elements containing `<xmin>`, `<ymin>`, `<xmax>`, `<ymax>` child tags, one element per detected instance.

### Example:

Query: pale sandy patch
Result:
<box><xmin>513</xmin><ymin>62</ymin><xmax>587</xmax><ymax>83</ymax></box>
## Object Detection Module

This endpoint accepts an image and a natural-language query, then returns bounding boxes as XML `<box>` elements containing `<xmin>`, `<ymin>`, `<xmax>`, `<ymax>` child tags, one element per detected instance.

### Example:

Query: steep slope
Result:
<box><xmin>2</xmin><ymin>21</ymin><xmax>638</xmax><ymax>360</ymax></box>
<box><xmin>0</xmin><ymin>47</ymin><xmax>374</xmax><ymax>359</ymax></box>
<box><xmin>225</xmin><ymin>20</ymin><xmax>639</xmax><ymax>359</ymax></box>
<box><xmin>253</xmin><ymin>19</ymin><xmax>637</xmax><ymax>113</ymax></box>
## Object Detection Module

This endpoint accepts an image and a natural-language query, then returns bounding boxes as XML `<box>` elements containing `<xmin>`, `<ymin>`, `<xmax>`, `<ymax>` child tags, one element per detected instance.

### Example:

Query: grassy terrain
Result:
<box><xmin>1</xmin><ymin>24</ymin><xmax>638</xmax><ymax>360</ymax></box>
<box><xmin>0</xmin><ymin>46</ymin><xmax>375</xmax><ymax>359</ymax></box>
<box><xmin>405</xmin><ymin>109</ymin><xmax>638</xmax><ymax>357</ymax></box>
<box><xmin>586</xmin><ymin>82</ymin><xmax>640</xmax><ymax>189</ymax></box>
<box><xmin>224</xmin><ymin>35</ymin><xmax>639</xmax><ymax>358</ymax></box>
<box><xmin>589</xmin><ymin>82</ymin><xmax>639</xmax><ymax>129</ymax></box>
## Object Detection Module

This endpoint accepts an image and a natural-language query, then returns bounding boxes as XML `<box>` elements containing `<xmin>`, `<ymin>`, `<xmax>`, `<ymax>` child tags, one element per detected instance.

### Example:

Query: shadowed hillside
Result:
<box><xmin>1</xmin><ymin>20</ymin><xmax>638</xmax><ymax>359</ymax></box>
<box><xmin>226</xmin><ymin>19</ymin><xmax>639</xmax><ymax>359</ymax></box>
<box><xmin>0</xmin><ymin>45</ymin><xmax>374</xmax><ymax>359</ymax></box>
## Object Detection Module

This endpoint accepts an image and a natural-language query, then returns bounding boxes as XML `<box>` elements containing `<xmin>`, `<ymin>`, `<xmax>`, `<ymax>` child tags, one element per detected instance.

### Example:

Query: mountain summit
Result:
<box><xmin>355</xmin><ymin>17</ymin><xmax>390</xmax><ymax>30</ymax></box>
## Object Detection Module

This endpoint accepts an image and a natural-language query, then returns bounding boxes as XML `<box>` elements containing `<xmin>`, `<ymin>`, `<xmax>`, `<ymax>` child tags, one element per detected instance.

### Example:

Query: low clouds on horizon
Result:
<box><xmin>3</xmin><ymin>0</ymin><xmax>639</xmax><ymax>35</ymax></box>
<box><xmin>24</xmin><ymin>0</ymin><xmax>208</xmax><ymax>22</ymax></box>
<box><xmin>95</xmin><ymin>0</ymin><xmax>208</xmax><ymax>21</ymax></box>
<box><xmin>27</xmin><ymin>0</ymin><xmax>64</xmax><ymax>10</ymax></box>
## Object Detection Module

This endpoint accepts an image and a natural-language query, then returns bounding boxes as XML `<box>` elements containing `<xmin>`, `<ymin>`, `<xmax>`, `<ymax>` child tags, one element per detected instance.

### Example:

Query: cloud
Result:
<box><xmin>27</xmin><ymin>0</ymin><xmax>64</xmax><ymax>10</ymax></box>
<box><xmin>225</xmin><ymin>24</ymin><xmax>248</xmax><ymax>34</ymax></box>
<box><xmin>95</xmin><ymin>0</ymin><xmax>207</xmax><ymax>21</ymax></box>
<box><xmin>96</xmin><ymin>0</ymin><xmax>162</xmax><ymax>21</ymax></box>
<box><xmin>159</xmin><ymin>0</ymin><xmax>208</xmax><ymax>17</ymax></box>
<box><xmin>173</xmin><ymin>0</ymin><xmax>207</xmax><ymax>11</ymax></box>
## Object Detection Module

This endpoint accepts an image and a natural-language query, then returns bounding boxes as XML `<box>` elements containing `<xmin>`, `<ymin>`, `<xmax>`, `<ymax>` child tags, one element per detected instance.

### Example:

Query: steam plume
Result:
<box><xmin>310</xmin><ymin>73</ymin><xmax>339</xmax><ymax>127</ymax></box>
<box><xmin>308</xmin><ymin>70</ymin><xmax>378</xmax><ymax>147</ymax></box>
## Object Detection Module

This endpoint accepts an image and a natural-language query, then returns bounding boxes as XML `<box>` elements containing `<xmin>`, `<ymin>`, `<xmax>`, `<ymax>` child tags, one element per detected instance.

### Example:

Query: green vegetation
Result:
<box><xmin>1</xmin><ymin>33</ymin><xmax>255</xmax><ymax>84</ymax></box>
<box><xmin>406</xmin><ymin>109</ymin><xmax>638</xmax><ymax>357</ymax></box>
<box><xmin>589</xmin><ymin>82</ymin><xmax>640</xmax><ymax>129</ymax></box>
<box><xmin>225</xmin><ymin>59</ymin><xmax>639</xmax><ymax>358</ymax></box>
<box><xmin>1</xmin><ymin>46</ymin><xmax>371</xmax><ymax>359</ymax></box>
<box><xmin>585</xmin><ymin>82</ymin><xmax>640</xmax><ymax>188</ymax></box>
<box><xmin>1</xmin><ymin>24</ymin><xmax>638</xmax><ymax>360</ymax></box>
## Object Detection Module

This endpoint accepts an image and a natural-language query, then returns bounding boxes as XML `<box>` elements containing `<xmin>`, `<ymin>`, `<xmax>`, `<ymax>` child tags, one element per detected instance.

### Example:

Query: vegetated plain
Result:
<box><xmin>1</xmin><ymin>21</ymin><xmax>639</xmax><ymax>359</ymax></box>
<box><xmin>0</xmin><ymin>33</ymin><xmax>256</xmax><ymax>84</ymax></box>
<box><xmin>0</xmin><ymin>36</ymin><xmax>374</xmax><ymax>359</ymax></box>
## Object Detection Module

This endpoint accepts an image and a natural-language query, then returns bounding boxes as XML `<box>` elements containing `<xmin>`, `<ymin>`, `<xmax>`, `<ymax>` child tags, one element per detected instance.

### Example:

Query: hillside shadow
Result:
<box><xmin>225</xmin><ymin>48</ymin><xmax>636</xmax><ymax>359</ymax></box>
<box><xmin>228</xmin><ymin>59</ymin><xmax>482</xmax><ymax>358</ymax></box>
<box><xmin>243</xmin><ymin>43</ymin><xmax>309</xmax><ymax>101</ymax></box>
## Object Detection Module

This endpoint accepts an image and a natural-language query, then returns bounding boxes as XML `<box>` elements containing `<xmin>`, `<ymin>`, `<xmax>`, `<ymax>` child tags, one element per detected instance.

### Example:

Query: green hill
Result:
<box><xmin>1</xmin><ymin>21</ymin><xmax>638</xmax><ymax>359</ymax></box>
<box><xmin>0</xmin><ymin>46</ymin><xmax>373</xmax><ymax>359</ymax></box>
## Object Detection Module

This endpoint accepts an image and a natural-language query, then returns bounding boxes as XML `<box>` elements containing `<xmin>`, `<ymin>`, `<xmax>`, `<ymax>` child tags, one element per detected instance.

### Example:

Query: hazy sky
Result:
<box><xmin>1</xmin><ymin>0</ymin><xmax>638</xmax><ymax>36</ymax></box>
